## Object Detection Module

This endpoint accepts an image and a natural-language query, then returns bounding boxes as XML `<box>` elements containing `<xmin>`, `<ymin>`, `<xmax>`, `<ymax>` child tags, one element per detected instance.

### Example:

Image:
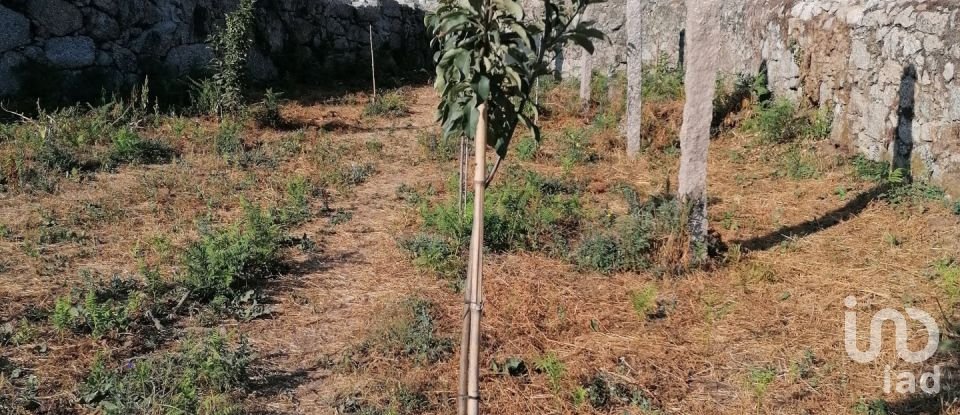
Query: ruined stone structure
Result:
<box><xmin>576</xmin><ymin>0</ymin><xmax>960</xmax><ymax>195</ymax></box>
<box><xmin>0</xmin><ymin>0</ymin><xmax>434</xmax><ymax>99</ymax></box>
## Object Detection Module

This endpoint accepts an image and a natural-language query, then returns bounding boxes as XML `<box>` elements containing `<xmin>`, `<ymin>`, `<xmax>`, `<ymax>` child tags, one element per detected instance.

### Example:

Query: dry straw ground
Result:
<box><xmin>0</xmin><ymin>79</ymin><xmax>959</xmax><ymax>415</ymax></box>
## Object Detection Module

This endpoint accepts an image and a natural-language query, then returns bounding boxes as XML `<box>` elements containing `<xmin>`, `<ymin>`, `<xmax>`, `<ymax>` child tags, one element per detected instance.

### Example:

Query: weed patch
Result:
<box><xmin>742</xmin><ymin>98</ymin><xmax>831</xmax><ymax>144</ymax></box>
<box><xmin>399</xmin><ymin>233</ymin><xmax>464</xmax><ymax>281</ymax></box>
<box><xmin>534</xmin><ymin>352</ymin><xmax>565</xmax><ymax>391</ymax></box>
<box><xmin>417</xmin><ymin>130</ymin><xmax>458</xmax><ymax>161</ymax></box>
<box><xmin>419</xmin><ymin>169</ymin><xmax>582</xmax><ymax>254</ymax></box>
<box><xmin>580</xmin><ymin>373</ymin><xmax>658</xmax><ymax>411</ymax></box>
<box><xmin>368</xmin><ymin>298</ymin><xmax>453</xmax><ymax>364</ymax></box>
<box><xmin>181</xmin><ymin>202</ymin><xmax>282</xmax><ymax>302</ymax></box>
<box><xmin>572</xmin><ymin>188</ymin><xmax>681</xmax><ymax>274</ymax></box>
<box><xmin>642</xmin><ymin>55</ymin><xmax>684</xmax><ymax>102</ymax></box>
<box><xmin>364</xmin><ymin>90</ymin><xmax>409</xmax><ymax>117</ymax></box>
<box><xmin>79</xmin><ymin>332</ymin><xmax>251</xmax><ymax>414</ymax></box>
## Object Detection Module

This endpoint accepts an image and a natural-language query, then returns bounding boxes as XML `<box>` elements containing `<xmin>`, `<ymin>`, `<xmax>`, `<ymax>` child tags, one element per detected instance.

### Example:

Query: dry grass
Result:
<box><xmin>1</xmin><ymin>82</ymin><xmax>959</xmax><ymax>415</ymax></box>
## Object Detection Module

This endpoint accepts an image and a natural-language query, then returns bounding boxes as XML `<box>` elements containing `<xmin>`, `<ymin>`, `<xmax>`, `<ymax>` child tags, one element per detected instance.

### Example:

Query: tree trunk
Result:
<box><xmin>625</xmin><ymin>0</ymin><xmax>642</xmax><ymax>159</ymax></box>
<box><xmin>579</xmin><ymin>50</ymin><xmax>593</xmax><ymax>113</ymax></box>
<box><xmin>460</xmin><ymin>103</ymin><xmax>488</xmax><ymax>415</ymax></box>
<box><xmin>677</xmin><ymin>0</ymin><xmax>720</xmax><ymax>263</ymax></box>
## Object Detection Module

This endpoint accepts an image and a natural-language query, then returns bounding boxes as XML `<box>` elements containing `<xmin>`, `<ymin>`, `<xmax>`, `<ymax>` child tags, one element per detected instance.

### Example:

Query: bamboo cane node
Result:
<box><xmin>468</xmin><ymin>303</ymin><xmax>483</xmax><ymax>311</ymax></box>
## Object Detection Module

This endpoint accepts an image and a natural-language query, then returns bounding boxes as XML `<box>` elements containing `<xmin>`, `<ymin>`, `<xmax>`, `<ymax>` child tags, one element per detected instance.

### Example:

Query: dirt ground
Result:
<box><xmin>2</xmin><ymin>83</ymin><xmax>960</xmax><ymax>415</ymax></box>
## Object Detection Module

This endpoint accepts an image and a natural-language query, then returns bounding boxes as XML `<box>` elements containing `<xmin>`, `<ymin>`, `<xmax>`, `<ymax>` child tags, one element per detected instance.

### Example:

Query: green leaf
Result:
<box><xmin>494</xmin><ymin>0</ymin><xmax>524</xmax><ymax>19</ymax></box>
<box><xmin>475</xmin><ymin>76</ymin><xmax>491</xmax><ymax>101</ymax></box>
<box><xmin>568</xmin><ymin>34</ymin><xmax>595</xmax><ymax>54</ymax></box>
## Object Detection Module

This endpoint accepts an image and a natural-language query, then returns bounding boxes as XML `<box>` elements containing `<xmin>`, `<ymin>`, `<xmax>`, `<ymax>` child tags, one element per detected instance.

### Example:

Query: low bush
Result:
<box><xmin>417</xmin><ymin>130</ymin><xmax>458</xmax><ymax>161</ymax></box>
<box><xmin>514</xmin><ymin>135</ymin><xmax>540</xmax><ymax>161</ymax></box>
<box><xmin>51</xmin><ymin>276</ymin><xmax>145</xmax><ymax>338</ymax></box>
<box><xmin>852</xmin><ymin>155</ymin><xmax>891</xmax><ymax>182</ymax></box>
<box><xmin>273</xmin><ymin>176</ymin><xmax>313</xmax><ymax>228</ymax></box>
<box><xmin>572</xmin><ymin>188</ymin><xmax>680</xmax><ymax>274</ymax></box>
<box><xmin>534</xmin><ymin>352</ymin><xmax>565</xmax><ymax>391</ymax></box>
<box><xmin>743</xmin><ymin>98</ymin><xmax>832</xmax><ymax>144</ymax></box>
<box><xmin>642</xmin><ymin>55</ymin><xmax>684</xmax><ymax>102</ymax></box>
<box><xmin>363</xmin><ymin>90</ymin><xmax>409</xmax><ymax>117</ymax></box>
<box><xmin>419</xmin><ymin>169</ymin><xmax>583</xmax><ymax>254</ymax></box>
<box><xmin>558</xmin><ymin>128</ymin><xmax>598</xmax><ymax>169</ymax></box>
<box><xmin>79</xmin><ymin>332</ymin><xmax>251</xmax><ymax>414</ymax></box>
<box><xmin>181</xmin><ymin>202</ymin><xmax>282</xmax><ymax>302</ymax></box>
<box><xmin>778</xmin><ymin>145</ymin><xmax>819</xmax><ymax>180</ymax></box>
<box><xmin>251</xmin><ymin>89</ymin><xmax>285</xmax><ymax>129</ymax></box>
<box><xmin>580</xmin><ymin>373</ymin><xmax>657</xmax><ymax>410</ymax></box>
<box><xmin>369</xmin><ymin>298</ymin><xmax>453</xmax><ymax>364</ymax></box>
<box><xmin>398</xmin><ymin>233</ymin><xmax>463</xmax><ymax>281</ymax></box>
<box><xmin>0</xmin><ymin>96</ymin><xmax>174</xmax><ymax>192</ymax></box>
<box><xmin>324</xmin><ymin>163</ymin><xmax>376</xmax><ymax>189</ymax></box>
<box><xmin>105</xmin><ymin>127</ymin><xmax>175</xmax><ymax>168</ymax></box>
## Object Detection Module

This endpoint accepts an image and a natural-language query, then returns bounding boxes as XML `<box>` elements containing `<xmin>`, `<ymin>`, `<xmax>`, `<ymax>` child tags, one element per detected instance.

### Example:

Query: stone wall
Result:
<box><xmin>0</xmin><ymin>0</ymin><xmax>435</xmax><ymax>99</ymax></box>
<box><xmin>577</xmin><ymin>0</ymin><xmax>960</xmax><ymax>196</ymax></box>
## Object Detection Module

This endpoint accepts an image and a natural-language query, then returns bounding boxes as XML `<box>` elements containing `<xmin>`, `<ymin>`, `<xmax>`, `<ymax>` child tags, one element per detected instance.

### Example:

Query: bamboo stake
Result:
<box><xmin>459</xmin><ymin>136</ymin><xmax>468</xmax><ymax>215</ymax></box>
<box><xmin>457</xmin><ymin>151</ymin><xmax>472</xmax><ymax>415</ymax></box>
<box><xmin>369</xmin><ymin>24</ymin><xmax>377</xmax><ymax>101</ymax></box>
<box><xmin>465</xmin><ymin>103</ymin><xmax>488</xmax><ymax>415</ymax></box>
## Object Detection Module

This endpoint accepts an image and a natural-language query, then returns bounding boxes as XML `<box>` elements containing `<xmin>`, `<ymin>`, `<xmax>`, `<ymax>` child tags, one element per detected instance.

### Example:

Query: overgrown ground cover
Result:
<box><xmin>1</xmin><ymin>66</ymin><xmax>960</xmax><ymax>414</ymax></box>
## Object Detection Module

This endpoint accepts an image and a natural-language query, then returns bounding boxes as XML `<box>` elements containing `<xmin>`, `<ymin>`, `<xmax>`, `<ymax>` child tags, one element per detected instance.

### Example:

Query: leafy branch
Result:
<box><xmin>426</xmin><ymin>0</ymin><xmax>603</xmax><ymax>182</ymax></box>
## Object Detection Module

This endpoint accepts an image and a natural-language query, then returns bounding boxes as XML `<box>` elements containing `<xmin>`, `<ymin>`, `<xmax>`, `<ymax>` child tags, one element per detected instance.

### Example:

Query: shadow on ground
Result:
<box><xmin>733</xmin><ymin>184</ymin><xmax>890</xmax><ymax>252</ymax></box>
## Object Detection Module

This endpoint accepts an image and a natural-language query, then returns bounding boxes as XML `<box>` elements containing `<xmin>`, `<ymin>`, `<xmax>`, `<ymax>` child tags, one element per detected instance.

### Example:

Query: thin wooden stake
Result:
<box><xmin>457</xmin><ymin>135</ymin><xmax>470</xmax><ymax>415</ymax></box>
<box><xmin>462</xmin><ymin>103</ymin><xmax>488</xmax><ymax>415</ymax></box>
<box><xmin>369</xmin><ymin>24</ymin><xmax>377</xmax><ymax>101</ymax></box>
<box><xmin>458</xmin><ymin>136</ymin><xmax>468</xmax><ymax>215</ymax></box>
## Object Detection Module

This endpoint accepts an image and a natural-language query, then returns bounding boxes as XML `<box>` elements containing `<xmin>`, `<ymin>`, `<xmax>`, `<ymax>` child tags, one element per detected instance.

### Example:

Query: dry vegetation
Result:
<box><xmin>1</xmin><ymin>64</ymin><xmax>960</xmax><ymax>415</ymax></box>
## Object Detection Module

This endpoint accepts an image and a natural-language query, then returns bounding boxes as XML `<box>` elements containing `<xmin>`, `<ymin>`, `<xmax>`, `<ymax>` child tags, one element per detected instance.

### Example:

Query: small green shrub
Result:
<box><xmin>325</xmin><ymin>163</ymin><xmax>376</xmax><ymax>188</ymax></box>
<box><xmin>419</xmin><ymin>169</ymin><xmax>582</xmax><ymax>255</ymax></box>
<box><xmin>417</xmin><ymin>130</ymin><xmax>458</xmax><ymax>161</ymax></box>
<box><xmin>629</xmin><ymin>285</ymin><xmax>658</xmax><ymax>318</ymax></box>
<box><xmin>744</xmin><ymin>99</ymin><xmax>832</xmax><ymax>144</ymax></box>
<box><xmin>273</xmin><ymin>176</ymin><xmax>313</xmax><ymax>228</ymax></box>
<box><xmin>181</xmin><ymin>202</ymin><xmax>282</xmax><ymax>301</ymax></box>
<box><xmin>214</xmin><ymin>121</ymin><xmax>244</xmax><ymax>162</ymax></box>
<box><xmin>581</xmin><ymin>373</ymin><xmax>657</xmax><ymax>410</ymax></box>
<box><xmin>207</xmin><ymin>0</ymin><xmax>257</xmax><ymax>115</ymax></box>
<box><xmin>371</xmin><ymin>298</ymin><xmax>453</xmax><ymax>364</ymax></box>
<box><xmin>743</xmin><ymin>98</ymin><xmax>803</xmax><ymax>143</ymax></box>
<box><xmin>573</xmin><ymin>189</ymin><xmax>680</xmax><ymax>274</ymax></box>
<box><xmin>642</xmin><ymin>55</ymin><xmax>684</xmax><ymax>102</ymax></box>
<box><xmin>365</xmin><ymin>139</ymin><xmax>384</xmax><ymax>154</ymax></box>
<box><xmin>514</xmin><ymin>135</ymin><xmax>539</xmax><ymax>161</ymax></box>
<box><xmin>37</xmin><ymin>214</ymin><xmax>85</xmax><ymax>245</ymax></box>
<box><xmin>935</xmin><ymin>258</ymin><xmax>960</xmax><ymax>304</ymax></box>
<box><xmin>746</xmin><ymin>366</ymin><xmax>776</xmax><ymax>401</ymax></box>
<box><xmin>558</xmin><ymin>128</ymin><xmax>597</xmax><ymax>169</ymax></box>
<box><xmin>853</xmin><ymin>399</ymin><xmax>889</xmax><ymax>415</ymax></box>
<box><xmin>534</xmin><ymin>353</ymin><xmax>565</xmax><ymax>391</ymax></box>
<box><xmin>574</xmin><ymin>235</ymin><xmax>622</xmax><ymax>274</ymax></box>
<box><xmin>779</xmin><ymin>145</ymin><xmax>819</xmax><ymax>180</ymax></box>
<box><xmin>105</xmin><ymin>127</ymin><xmax>175</xmax><ymax>168</ymax></box>
<box><xmin>885</xmin><ymin>179</ymin><xmax>947</xmax><ymax>207</ymax></box>
<box><xmin>852</xmin><ymin>155</ymin><xmax>890</xmax><ymax>182</ymax></box>
<box><xmin>806</xmin><ymin>106</ymin><xmax>833</xmax><ymax>140</ymax></box>
<box><xmin>252</xmin><ymin>89</ymin><xmax>285</xmax><ymax>129</ymax></box>
<box><xmin>364</xmin><ymin>91</ymin><xmax>409</xmax><ymax>117</ymax></box>
<box><xmin>79</xmin><ymin>332</ymin><xmax>251</xmax><ymax>414</ymax></box>
<box><xmin>50</xmin><ymin>278</ymin><xmax>144</xmax><ymax>338</ymax></box>
<box><xmin>398</xmin><ymin>233</ymin><xmax>463</xmax><ymax>280</ymax></box>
